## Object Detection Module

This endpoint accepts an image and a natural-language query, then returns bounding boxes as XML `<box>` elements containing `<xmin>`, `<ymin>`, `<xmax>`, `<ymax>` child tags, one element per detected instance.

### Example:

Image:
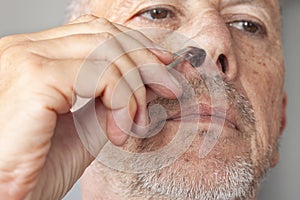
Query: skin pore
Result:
<box><xmin>72</xmin><ymin>0</ymin><xmax>286</xmax><ymax>199</ymax></box>
<box><xmin>0</xmin><ymin>0</ymin><xmax>287</xmax><ymax>198</ymax></box>
<box><xmin>0</xmin><ymin>0</ymin><xmax>287</xmax><ymax>200</ymax></box>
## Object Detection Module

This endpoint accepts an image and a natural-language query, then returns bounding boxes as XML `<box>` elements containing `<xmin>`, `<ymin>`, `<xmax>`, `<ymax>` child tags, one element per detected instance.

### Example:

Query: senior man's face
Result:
<box><xmin>80</xmin><ymin>0</ymin><xmax>287</xmax><ymax>199</ymax></box>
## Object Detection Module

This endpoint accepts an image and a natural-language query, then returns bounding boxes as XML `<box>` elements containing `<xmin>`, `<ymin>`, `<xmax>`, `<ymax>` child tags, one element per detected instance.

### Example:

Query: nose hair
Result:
<box><xmin>217</xmin><ymin>54</ymin><xmax>228</xmax><ymax>74</ymax></box>
<box><xmin>179</xmin><ymin>18</ymin><xmax>238</xmax><ymax>81</ymax></box>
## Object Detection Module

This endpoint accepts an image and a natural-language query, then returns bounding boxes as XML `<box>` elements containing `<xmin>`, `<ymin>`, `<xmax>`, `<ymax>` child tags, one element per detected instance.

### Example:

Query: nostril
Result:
<box><xmin>217</xmin><ymin>54</ymin><xmax>228</xmax><ymax>74</ymax></box>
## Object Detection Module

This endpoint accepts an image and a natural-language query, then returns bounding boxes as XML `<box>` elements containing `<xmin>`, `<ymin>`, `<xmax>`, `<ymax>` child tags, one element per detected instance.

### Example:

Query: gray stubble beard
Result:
<box><xmin>117</xmin><ymin>76</ymin><xmax>268</xmax><ymax>200</ymax></box>
<box><xmin>124</xmin><ymin>158</ymin><xmax>258</xmax><ymax>200</ymax></box>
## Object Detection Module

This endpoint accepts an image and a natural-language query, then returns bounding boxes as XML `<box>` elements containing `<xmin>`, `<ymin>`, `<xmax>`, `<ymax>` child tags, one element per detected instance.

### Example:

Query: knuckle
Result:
<box><xmin>92</xmin><ymin>17</ymin><xmax>110</xmax><ymax>26</ymax></box>
<box><xmin>0</xmin><ymin>43</ymin><xmax>42</xmax><ymax>77</ymax></box>
<box><xmin>88</xmin><ymin>17</ymin><xmax>112</xmax><ymax>30</ymax></box>
<box><xmin>141</xmin><ymin>48</ymin><xmax>156</xmax><ymax>58</ymax></box>
<box><xmin>131</xmin><ymin>49</ymin><xmax>160</xmax><ymax>66</ymax></box>
<box><xmin>91</xmin><ymin>32</ymin><xmax>115</xmax><ymax>46</ymax></box>
<box><xmin>0</xmin><ymin>44</ymin><xmax>22</xmax><ymax>66</ymax></box>
<box><xmin>0</xmin><ymin>34</ymin><xmax>30</xmax><ymax>51</ymax></box>
<box><xmin>0</xmin><ymin>35</ymin><xmax>20</xmax><ymax>54</ymax></box>
<box><xmin>76</xmin><ymin>14</ymin><xmax>98</xmax><ymax>21</ymax></box>
<box><xmin>0</xmin><ymin>35</ymin><xmax>16</xmax><ymax>46</ymax></box>
<box><xmin>98</xmin><ymin>32</ymin><xmax>114</xmax><ymax>40</ymax></box>
<box><xmin>0</xmin><ymin>45</ymin><xmax>41</xmax><ymax>93</ymax></box>
<box><xmin>1</xmin><ymin>44</ymin><xmax>29</xmax><ymax>65</ymax></box>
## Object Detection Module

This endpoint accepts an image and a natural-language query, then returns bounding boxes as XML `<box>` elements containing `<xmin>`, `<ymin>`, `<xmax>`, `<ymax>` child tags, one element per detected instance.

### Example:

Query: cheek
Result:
<box><xmin>235</xmin><ymin>42</ymin><xmax>284</xmax><ymax>160</ymax></box>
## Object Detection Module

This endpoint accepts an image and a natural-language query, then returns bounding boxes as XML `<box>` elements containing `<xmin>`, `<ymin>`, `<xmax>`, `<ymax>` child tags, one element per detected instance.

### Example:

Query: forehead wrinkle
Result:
<box><xmin>222</xmin><ymin>0</ymin><xmax>280</xmax><ymax>8</ymax></box>
<box><xmin>221</xmin><ymin>0</ymin><xmax>255</xmax><ymax>6</ymax></box>
<box><xmin>224</xmin><ymin>0</ymin><xmax>254</xmax><ymax>3</ymax></box>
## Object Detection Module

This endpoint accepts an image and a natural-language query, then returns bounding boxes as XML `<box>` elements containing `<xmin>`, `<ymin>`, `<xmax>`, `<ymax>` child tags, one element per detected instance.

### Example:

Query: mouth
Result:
<box><xmin>165</xmin><ymin>103</ymin><xmax>239</xmax><ymax>131</ymax></box>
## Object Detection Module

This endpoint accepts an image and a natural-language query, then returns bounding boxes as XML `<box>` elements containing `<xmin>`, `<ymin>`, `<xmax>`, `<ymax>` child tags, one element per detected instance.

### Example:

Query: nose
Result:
<box><xmin>176</xmin><ymin>14</ymin><xmax>238</xmax><ymax>81</ymax></box>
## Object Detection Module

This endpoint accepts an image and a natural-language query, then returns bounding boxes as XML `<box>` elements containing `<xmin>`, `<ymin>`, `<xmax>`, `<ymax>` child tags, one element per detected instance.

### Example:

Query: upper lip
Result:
<box><xmin>166</xmin><ymin>103</ymin><xmax>239</xmax><ymax>130</ymax></box>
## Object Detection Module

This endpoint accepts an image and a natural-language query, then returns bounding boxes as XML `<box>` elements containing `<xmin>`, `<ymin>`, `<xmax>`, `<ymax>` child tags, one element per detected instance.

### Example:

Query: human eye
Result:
<box><xmin>228</xmin><ymin>20</ymin><xmax>266</xmax><ymax>36</ymax></box>
<box><xmin>139</xmin><ymin>7</ymin><xmax>175</xmax><ymax>21</ymax></box>
<box><xmin>130</xmin><ymin>5</ymin><xmax>182</xmax><ymax>29</ymax></box>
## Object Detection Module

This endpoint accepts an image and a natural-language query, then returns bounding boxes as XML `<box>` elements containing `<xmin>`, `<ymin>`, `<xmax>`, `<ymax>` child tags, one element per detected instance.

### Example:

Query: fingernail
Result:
<box><xmin>146</xmin><ymin>89</ymin><xmax>158</xmax><ymax>103</ymax></box>
<box><xmin>109</xmin><ymin>107</ymin><xmax>132</xmax><ymax>146</ymax></box>
<box><xmin>112</xmin><ymin>107</ymin><xmax>133</xmax><ymax>133</ymax></box>
<box><xmin>131</xmin><ymin>108</ymin><xmax>149</xmax><ymax>137</ymax></box>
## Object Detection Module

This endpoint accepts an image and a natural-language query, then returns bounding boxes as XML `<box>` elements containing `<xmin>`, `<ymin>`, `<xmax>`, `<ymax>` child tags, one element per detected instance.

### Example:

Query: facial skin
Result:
<box><xmin>70</xmin><ymin>0</ymin><xmax>286</xmax><ymax>199</ymax></box>
<box><xmin>0</xmin><ymin>0</ymin><xmax>286</xmax><ymax>198</ymax></box>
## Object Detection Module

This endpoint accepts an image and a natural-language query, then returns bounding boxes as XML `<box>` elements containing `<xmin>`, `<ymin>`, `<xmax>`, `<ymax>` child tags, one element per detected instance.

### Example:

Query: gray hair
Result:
<box><xmin>65</xmin><ymin>0</ymin><xmax>91</xmax><ymax>22</ymax></box>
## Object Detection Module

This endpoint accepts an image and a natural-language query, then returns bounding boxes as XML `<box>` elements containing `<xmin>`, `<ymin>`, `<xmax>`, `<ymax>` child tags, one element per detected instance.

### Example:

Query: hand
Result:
<box><xmin>0</xmin><ymin>15</ymin><xmax>181</xmax><ymax>199</ymax></box>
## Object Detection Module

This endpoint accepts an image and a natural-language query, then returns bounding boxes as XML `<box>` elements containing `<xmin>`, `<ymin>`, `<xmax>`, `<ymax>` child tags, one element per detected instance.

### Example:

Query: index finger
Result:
<box><xmin>114</xmin><ymin>23</ymin><xmax>173</xmax><ymax>64</ymax></box>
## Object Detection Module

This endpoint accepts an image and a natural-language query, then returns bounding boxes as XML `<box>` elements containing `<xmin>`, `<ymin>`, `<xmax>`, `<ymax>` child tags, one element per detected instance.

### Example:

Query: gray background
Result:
<box><xmin>0</xmin><ymin>0</ymin><xmax>299</xmax><ymax>199</ymax></box>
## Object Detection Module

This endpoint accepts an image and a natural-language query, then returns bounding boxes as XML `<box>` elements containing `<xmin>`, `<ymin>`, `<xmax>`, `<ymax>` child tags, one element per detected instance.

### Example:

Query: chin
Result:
<box><xmin>87</xmin><ymin>122</ymin><xmax>272</xmax><ymax>200</ymax></box>
<box><xmin>118</xmin><ymin>123</ymin><xmax>267</xmax><ymax>200</ymax></box>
